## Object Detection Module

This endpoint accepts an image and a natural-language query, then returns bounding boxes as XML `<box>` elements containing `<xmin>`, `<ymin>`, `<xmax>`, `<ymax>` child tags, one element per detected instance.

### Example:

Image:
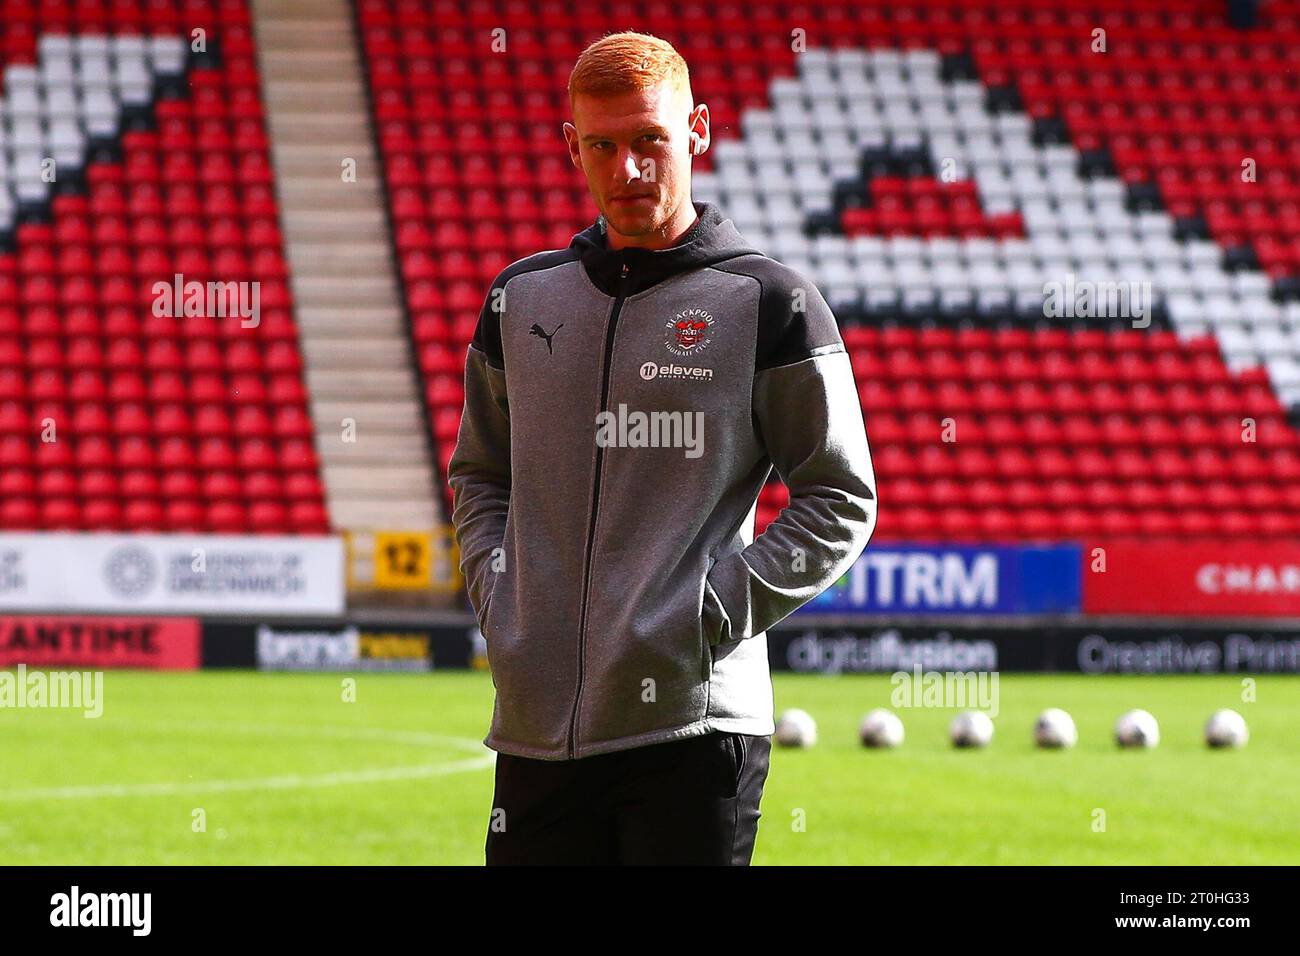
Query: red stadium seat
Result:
<box><xmin>0</xmin><ymin>9</ymin><xmax>329</xmax><ymax>534</ymax></box>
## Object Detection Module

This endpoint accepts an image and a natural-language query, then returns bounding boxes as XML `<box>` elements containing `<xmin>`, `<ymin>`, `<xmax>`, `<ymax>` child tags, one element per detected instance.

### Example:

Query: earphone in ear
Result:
<box><xmin>688</xmin><ymin>110</ymin><xmax>709</xmax><ymax>156</ymax></box>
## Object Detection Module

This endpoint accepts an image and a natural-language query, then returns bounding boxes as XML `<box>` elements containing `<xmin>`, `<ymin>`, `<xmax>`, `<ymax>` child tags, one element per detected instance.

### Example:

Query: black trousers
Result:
<box><xmin>485</xmin><ymin>730</ymin><xmax>771</xmax><ymax>865</ymax></box>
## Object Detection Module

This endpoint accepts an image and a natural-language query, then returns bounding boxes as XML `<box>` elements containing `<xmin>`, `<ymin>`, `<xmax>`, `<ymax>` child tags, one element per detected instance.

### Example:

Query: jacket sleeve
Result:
<box><xmin>446</xmin><ymin>274</ymin><xmax>512</xmax><ymax>628</ymax></box>
<box><xmin>702</xmin><ymin>267</ymin><xmax>877</xmax><ymax>644</ymax></box>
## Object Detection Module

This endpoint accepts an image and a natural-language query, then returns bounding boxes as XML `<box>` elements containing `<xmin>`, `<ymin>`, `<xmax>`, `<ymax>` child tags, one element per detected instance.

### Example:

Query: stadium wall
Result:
<box><xmin>3</xmin><ymin>612</ymin><xmax>1299</xmax><ymax>675</ymax></box>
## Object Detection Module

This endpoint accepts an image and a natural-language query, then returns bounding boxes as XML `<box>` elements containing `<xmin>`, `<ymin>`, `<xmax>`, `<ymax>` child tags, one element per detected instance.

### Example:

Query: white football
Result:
<box><xmin>1115</xmin><ymin>709</ymin><xmax>1160</xmax><ymax>748</ymax></box>
<box><xmin>859</xmin><ymin>708</ymin><xmax>905</xmax><ymax>748</ymax></box>
<box><xmin>1034</xmin><ymin>708</ymin><xmax>1078</xmax><ymax>749</ymax></box>
<box><xmin>949</xmin><ymin>710</ymin><xmax>994</xmax><ymax>748</ymax></box>
<box><xmin>774</xmin><ymin>708</ymin><xmax>817</xmax><ymax>748</ymax></box>
<box><xmin>1204</xmin><ymin>709</ymin><xmax>1249</xmax><ymax>748</ymax></box>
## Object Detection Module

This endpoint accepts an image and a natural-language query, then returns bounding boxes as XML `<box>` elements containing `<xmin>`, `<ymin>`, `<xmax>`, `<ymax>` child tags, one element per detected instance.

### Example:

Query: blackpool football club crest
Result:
<box><xmin>664</xmin><ymin>307</ymin><xmax>715</xmax><ymax>356</ymax></box>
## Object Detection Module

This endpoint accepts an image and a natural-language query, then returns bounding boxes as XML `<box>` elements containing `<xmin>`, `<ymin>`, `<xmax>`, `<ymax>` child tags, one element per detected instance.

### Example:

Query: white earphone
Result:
<box><xmin>689</xmin><ymin>105</ymin><xmax>709</xmax><ymax>156</ymax></box>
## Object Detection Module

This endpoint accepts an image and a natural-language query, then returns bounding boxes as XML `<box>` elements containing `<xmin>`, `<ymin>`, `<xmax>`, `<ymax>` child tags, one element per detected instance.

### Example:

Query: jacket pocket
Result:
<box><xmin>581</xmin><ymin>550</ymin><xmax>714</xmax><ymax>743</ymax></box>
<box><xmin>480</xmin><ymin>563</ymin><xmax>514</xmax><ymax>675</ymax></box>
<box><xmin>476</xmin><ymin>583</ymin><xmax>495</xmax><ymax>637</ymax></box>
<box><xmin>699</xmin><ymin>554</ymin><xmax>718</xmax><ymax>681</ymax></box>
<box><xmin>479</xmin><ymin>506</ymin><xmax>512</xmax><ymax>639</ymax></box>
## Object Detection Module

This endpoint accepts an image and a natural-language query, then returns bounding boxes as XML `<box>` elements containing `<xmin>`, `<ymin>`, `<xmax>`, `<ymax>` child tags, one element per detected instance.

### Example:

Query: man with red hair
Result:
<box><xmin>448</xmin><ymin>31</ymin><xmax>876</xmax><ymax>865</ymax></box>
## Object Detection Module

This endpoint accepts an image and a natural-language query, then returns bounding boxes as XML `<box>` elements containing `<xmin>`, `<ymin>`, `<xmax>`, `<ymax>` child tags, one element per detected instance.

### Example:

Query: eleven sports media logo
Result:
<box><xmin>641</xmin><ymin>307</ymin><xmax>717</xmax><ymax>381</ymax></box>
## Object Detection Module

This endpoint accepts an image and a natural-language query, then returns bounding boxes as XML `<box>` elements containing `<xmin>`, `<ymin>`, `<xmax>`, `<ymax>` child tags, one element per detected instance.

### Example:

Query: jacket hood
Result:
<box><xmin>570</xmin><ymin>199</ymin><xmax>761</xmax><ymax>296</ymax></box>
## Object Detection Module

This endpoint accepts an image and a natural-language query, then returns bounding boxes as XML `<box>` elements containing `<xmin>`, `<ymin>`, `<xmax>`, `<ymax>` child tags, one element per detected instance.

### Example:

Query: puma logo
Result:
<box><xmin>529</xmin><ymin>322</ymin><xmax>564</xmax><ymax>354</ymax></box>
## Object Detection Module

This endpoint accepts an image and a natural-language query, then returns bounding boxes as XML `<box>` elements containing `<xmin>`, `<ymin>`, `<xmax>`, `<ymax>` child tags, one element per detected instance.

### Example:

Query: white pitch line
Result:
<box><xmin>0</xmin><ymin>755</ymin><xmax>495</xmax><ymax>801</ymax></box>
<box><xmin>99</xmin><ymin>717</ymin><xmax>489</xmax><ymax>752</ymax></box>
<box><xmin>0</xmin><ymin>719</ymin><xmax>496</xmax><ymax>801</ymax></box>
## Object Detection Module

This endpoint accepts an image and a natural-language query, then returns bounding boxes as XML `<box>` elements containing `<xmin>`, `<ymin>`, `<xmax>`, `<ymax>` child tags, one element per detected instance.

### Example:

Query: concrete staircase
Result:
<box><xmin>250</xmin><ymin>0</ymin><xmax>438</xmax><ymax>533</ymax></box>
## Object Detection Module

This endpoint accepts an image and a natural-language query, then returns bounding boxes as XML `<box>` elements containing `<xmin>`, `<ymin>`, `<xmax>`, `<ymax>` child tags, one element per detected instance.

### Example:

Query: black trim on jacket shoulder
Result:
<box><xmin>708</xmin><ymin>255</ymin><xmax>847</xmax><ymax>372</ymax></box>
<box><xmin>472</xmin><ymin>249</ymin><xmax>581</xmax><ymax>370</ymax></box>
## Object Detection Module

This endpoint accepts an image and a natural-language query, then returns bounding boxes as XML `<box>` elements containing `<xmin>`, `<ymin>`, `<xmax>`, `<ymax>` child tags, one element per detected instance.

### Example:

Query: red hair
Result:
<box><xmin>568</xmin><ymin>31</ymin><xmax>692</xmax><ymax>108</ymax></box>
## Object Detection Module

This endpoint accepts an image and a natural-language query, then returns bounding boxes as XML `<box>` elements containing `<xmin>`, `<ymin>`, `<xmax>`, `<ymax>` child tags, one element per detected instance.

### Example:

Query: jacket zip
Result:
<box><xmin>568</xmin><ymin>256</ymin><xmax>631</xmax><ymax>759</ymax></box>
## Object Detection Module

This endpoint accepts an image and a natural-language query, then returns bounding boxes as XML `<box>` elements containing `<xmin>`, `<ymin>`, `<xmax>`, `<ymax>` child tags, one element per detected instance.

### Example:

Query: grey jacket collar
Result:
<box><xmin>569</xmin><ymin>199</ymin><xmax>760</xmax><ymax>297</ymax></box>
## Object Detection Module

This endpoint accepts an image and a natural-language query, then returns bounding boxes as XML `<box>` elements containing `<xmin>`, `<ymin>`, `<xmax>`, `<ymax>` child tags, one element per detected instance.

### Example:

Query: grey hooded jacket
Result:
<box><xmin>447</xmin><ymin>200</ymin><xmax>876</xmax><ymax>760</ymax></box>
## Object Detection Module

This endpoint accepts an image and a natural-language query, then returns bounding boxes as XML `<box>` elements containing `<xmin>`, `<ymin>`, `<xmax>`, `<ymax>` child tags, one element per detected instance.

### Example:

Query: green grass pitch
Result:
<box><xmin>1</xmin><ymin>670</ymin><xmax>1296</xmax><ymax>864</ymax></box>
